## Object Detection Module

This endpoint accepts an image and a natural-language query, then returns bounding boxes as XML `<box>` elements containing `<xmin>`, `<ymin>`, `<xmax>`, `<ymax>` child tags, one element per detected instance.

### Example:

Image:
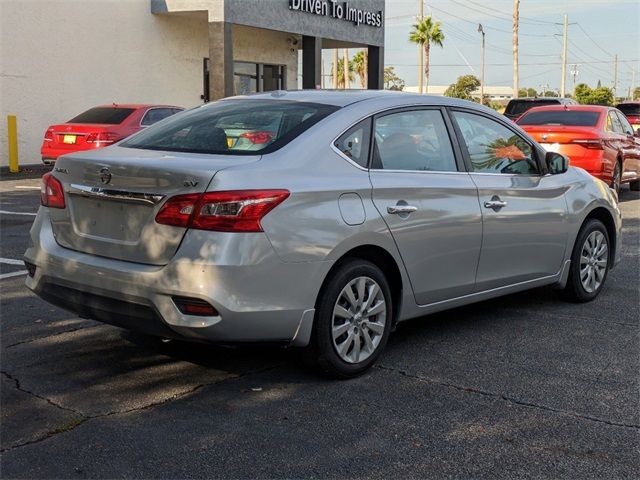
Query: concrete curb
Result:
<box><xmin>0</xmin><ymin>165</ymin><xmax>52</xmax><ymax>181</ymax></box>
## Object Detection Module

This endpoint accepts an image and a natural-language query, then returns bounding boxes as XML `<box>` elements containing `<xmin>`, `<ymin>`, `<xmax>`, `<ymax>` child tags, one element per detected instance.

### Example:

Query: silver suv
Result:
<box><xmin>26</xmin><ymin>91</ymin><xmax>621</xmax><ymax>377</ymax></box>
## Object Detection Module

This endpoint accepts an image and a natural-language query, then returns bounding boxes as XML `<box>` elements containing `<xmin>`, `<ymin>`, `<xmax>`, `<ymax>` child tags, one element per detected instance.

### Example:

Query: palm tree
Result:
<box><xmin>409</xmin><ymin>16</ymin><xmax>445</xmax><ymax>92</ymax></box>
<box><xmin>332</xmin><ymin>57</ymin><xmax>355</xmax><ymax>89</ymax></box>
<box><xmin>352</xmin><ymin>50</ymin><xmax>368</xmax><ymax>88</ymax></box>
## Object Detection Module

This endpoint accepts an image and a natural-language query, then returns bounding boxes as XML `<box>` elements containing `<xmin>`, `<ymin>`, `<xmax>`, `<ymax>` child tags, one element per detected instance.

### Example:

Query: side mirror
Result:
<box><xmin>546</xmin><ymin>151</ymin><xmax>569</xmax><ymax>175</ymax></box>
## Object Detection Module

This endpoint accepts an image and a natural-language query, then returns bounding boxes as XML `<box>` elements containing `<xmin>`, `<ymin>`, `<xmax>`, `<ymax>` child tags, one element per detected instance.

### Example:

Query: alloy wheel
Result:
<box><xmin>579</xmin><ymin>230</ymin><xmax>608</xmax><ymax>293</ymax></box>
<box><xmin>331</xmin><ymin>276</ymin><xmax>387</xmax><ymax>364</ymax></box>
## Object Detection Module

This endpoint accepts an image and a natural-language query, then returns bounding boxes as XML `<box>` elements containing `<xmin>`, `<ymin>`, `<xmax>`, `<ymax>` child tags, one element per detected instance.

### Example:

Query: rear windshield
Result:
<box><xmin>517</xmin><ymin>110</ymin><xmax>601</xmax><ymax>127</ymax></box>
<box><xmin>121</xmin><ymin>100</ymin><xmax>339</xmax><ymax>155</ymax></box>
<box><xmin>68</xmin><ymin>107</ymin><xmax>135</xmax><ymax>124</ymax></box>
<box><xmin>616</xmin><ymin>104</ymin><xmax>640</xmax><ymax>116</ymax></box>
<box><xmin>506</xmin><ymin>100</ymin><xmax>559</xmax><ymax>116</ymax></box>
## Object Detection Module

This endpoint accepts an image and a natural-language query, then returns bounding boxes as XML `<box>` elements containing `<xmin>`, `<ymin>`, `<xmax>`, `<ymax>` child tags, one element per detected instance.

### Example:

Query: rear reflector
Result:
<box><xmin>155</xmin><ymin>190</ymin><xmax>290</xmax><ymax>232</ymax></box>
<box><xmin>172</xmin><ymin>296</ymin><xmax>218</xmax><ymax>316</ymax></box>
<box><xmin>571</xmin><ymin>139</ymin><xmax>604</xmax><ymax>149</ymax></box>
<box><xmin>40</xmin><ymin>172</ymin><xmax>66</xmax><ymax>208</ymax></box>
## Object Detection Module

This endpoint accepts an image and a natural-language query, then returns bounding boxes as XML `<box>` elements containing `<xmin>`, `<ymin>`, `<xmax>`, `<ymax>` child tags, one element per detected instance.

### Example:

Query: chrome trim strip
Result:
<box><xmin>68</xmin><ymin>184</ymin><xmax>165</xmax><ymax>205</ymax></box>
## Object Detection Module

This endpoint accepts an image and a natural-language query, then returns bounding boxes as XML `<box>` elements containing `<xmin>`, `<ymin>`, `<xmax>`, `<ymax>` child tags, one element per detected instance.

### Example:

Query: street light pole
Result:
<box><xmin>478</xmin><ymin>23</ymin><xmax>485</xmax><ymax>105</ymax></box>
<box><xmin>560</xmin><ymin>14</ymin><xmax>568</xmax><ymax>98</ymax></box>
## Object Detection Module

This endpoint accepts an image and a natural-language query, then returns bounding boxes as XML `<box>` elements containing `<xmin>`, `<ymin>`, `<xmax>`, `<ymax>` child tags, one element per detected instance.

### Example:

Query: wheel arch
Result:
<box><xmin>582</xmin><ymin>206</ymin><xmax>617</xmax><ymax>265</ymax></box>
<box><xmin>315</xmin><ymin>244</ymin><xmax>404</xmax><ymax>326</ymax></box>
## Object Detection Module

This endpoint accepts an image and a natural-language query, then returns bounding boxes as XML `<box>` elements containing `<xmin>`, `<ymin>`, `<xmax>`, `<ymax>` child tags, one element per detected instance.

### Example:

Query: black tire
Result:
<box><xmin>630</xmin><ymin>180</ymin><xmax>640</xmax><ymax>191</ymax></box>
<box><xmin>611</xmin><ymin>160</ymin><xmax>622</xmax><ymax>194</ymax></box>
<box><xmin>559</xmin><ymin>219</ymin><xmax>610</xmax><ymax>303</ymax></box>
<box><xmin>307</xmin><ymin>259</ymin><xmax>393</xmax><ymax>379</ymax></box>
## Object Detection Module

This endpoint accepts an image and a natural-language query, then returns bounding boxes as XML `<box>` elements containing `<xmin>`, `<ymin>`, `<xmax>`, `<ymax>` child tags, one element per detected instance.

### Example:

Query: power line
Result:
<box><xmin>576</xmin><ymin>23</ymin><xmax>614</xmax><ymax>58</ymax></box>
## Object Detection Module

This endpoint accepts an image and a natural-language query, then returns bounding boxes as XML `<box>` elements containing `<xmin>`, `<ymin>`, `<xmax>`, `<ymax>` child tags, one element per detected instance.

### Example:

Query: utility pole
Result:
<box><xmin>478</xmin><ymin>24</ymin><xmax>485</xmax><ymax>105</ymax></box>
<box><xmin>418</xmin><ymin>0</ymin><xmax>424</xmax><ymax>94</ymax></box>
<box><xmin>332</xmin><ymin>49</ymin><xmax>338</xmax><ymax>89</ymax></box>
<box><xmin>631</xmin><ymin>68</ymin><xmax>636</xmax><ymax>100</ymax></box>
<box><xmin>560</xmin><ymin>14</ymin><xmax>568</xmax><ymax>98</ymax></box>
<box><xmin>613</xmin><ymin>54</ymin><xmax>618</xmax><ymax>98</ymax></box>
<box><xmin>570</xmin><ymin>64</ymin><xmax>580</xmax><ymax>96</ymax></box>
<box><xmin>343</xmin><ymin>48</ymin><xmax>350</xmax><ymax>89</ymax></box>
<box><xmin>512</xmin><ymin>0</ymin><xmax>520</xmax><ymax>98</ymax></box>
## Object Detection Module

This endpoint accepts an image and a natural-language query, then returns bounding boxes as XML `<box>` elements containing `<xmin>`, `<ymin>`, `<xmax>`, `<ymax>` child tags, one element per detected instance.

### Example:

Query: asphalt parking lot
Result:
<box><xmin>1</xmin><ymin>175</ymin><xmax>638</xmax><ymax>479</ymax></box>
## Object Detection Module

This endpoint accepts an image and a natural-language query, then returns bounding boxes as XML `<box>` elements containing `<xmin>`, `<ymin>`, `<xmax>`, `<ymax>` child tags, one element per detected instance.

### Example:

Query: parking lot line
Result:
<box><xmin>0</xmin><ymin>210</ymin><xmax>37</xmax><ymax>216</ymax></box>
<box><xmin>0</xmin><ymin>270</ymin><xmax>27</xmax><ymax>279</ymax></box>
<box><xmin>14</xmin><ymin>186</ymin><xmax>41</xmax><ymax>190</ymax></box>
<box><xmin>0</xmin><ymin>258</ymin><xmax>25</xmax><ymax>266</ymax></box>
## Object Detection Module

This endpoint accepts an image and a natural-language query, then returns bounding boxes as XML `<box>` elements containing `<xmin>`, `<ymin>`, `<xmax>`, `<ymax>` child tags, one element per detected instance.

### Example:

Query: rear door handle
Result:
<box><xmin>387</xmin><ymin>205</ymin><xmax>418</xmax><ymax>214</ymax></box>
<box><xmin>484</xmin><ymin>198</ymin><xmax>508</xmax><ymax>210</ymax></box>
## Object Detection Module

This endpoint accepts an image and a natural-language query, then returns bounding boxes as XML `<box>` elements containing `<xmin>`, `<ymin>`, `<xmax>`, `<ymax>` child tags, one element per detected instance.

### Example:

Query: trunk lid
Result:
<box><xmin>521</xmin><ymin>126</ymin><xmax>602</xmax><ymax>144</ymax></box>
<box><xmin>49</xmin><ymin>146</ymin><xmax>260</xmax><ymax>265</ymax></box>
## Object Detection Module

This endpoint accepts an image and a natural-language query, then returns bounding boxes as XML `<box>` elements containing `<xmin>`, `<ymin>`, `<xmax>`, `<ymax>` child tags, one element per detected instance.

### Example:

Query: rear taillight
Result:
<box><xmin>155</xmin><ymin>190</ymin><xmax>290</xmax><ymax>232</ymax></box>
<box><xmin>43</xmin><ymin>129</ymin><xmax>53</xmax><ymax>142</ymax></box>
<box><xmin>86</xmin><ymin>132</ymin><xmax>118</xmax><ymax>144</ymax></box>
<box><xmin>40</xmin><ymin>172</ymin><xmax>65</xmax><ymax>208</ymax></box>
<box><xmin>571</xmin><ymin>139</ymin><xmax>604</xmax><ymax>150</ymax></box>
<box><xmin>239</xmin><ymin>131</ymin><xmax>275</xmax><ymax>144</ymax></box>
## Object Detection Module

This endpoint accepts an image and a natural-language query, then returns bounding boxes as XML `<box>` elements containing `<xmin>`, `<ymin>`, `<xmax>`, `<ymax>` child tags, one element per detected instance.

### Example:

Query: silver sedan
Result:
<box><xmin>25</xmin><ymin>91</ymin><xmax>622</xmax><ymax>378</ymax></box>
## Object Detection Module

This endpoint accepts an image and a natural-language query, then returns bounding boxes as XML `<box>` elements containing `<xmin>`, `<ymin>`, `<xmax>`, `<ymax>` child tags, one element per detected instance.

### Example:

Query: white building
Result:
<box><xmin>0</xmin><ymin>0</ymin><xmax>385</xmax><ymax>167</ymax></box>
<box><xmin>405</xmin><ymin>85</ymin><xmax>514</xmax><ymax>101</ymax></box>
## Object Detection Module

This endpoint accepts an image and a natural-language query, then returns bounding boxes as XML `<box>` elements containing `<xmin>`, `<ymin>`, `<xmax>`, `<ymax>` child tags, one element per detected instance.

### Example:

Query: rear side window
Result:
<box><xmin>517</xmin><ymin>110</ymin><xmax>601</xmax><ymax>127</ymax></box>
<box><xmin>334</xmin><ymin>119</ymin><xmax>371</xmax><ymax>168</ymax></box>
<box><xmin>616</xmin><ymin>104</ymin><xmax>640</xmax><ymax>116</ymax></box>
<box><xmin>505</xmin><ymin>100</ymin><xmax>559</xmax><ymax>117</ymax></box>
<box><xmin>122</xmin><ymin>100</ymin><xmax>338</xmax><ymax>155</ymax></box>
<box><xmin>371</xmin><ymin>109</ymin><xmax>457</xmax><ymax>172</ymax></box>
<box><xmin>68</xmin><ymin>107</ymin><xmax>135</xmax><ymax>124</ymax></box>
<box><xmin>141</xmin><ymin>108</ymin><xmax>179</xmax><ymax>126</ymax></box>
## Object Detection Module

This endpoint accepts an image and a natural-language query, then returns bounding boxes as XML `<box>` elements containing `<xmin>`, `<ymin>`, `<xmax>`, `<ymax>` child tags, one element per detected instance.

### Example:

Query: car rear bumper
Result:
<box><xmin>41</xmin><ymin>143</ymin><xmax>100</xmax><ymax>163</ymax></box>
<box><xmin>24</xmin><ymin>209</ymin><xmax>331</xmax><ymax>346</ymax></box>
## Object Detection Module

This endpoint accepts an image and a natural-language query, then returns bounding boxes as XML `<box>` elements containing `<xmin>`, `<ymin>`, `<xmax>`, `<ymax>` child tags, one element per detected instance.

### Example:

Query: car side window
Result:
<box><xmin>334</xmin><ymin>118</ymin><xmax>372</xmax><ymax>168</ymax></box>
<box><xmin>451</xmin><ymin>110</ymin><xmax>538</xmax><ymax>175</ymax></box>
<box><xmin>371</xmin><ymin>109</ymin><xmax>457</xmax><ymax>172</ymax></box>
<box><xmin>141</xmin><ymin>108</ymin><xmax>177</xmax><ymax>127</ymax></box>
<box><xmin>608</xmin><ymin>112</ymin><xmax>625</xmax><ymax>134</ymax></box>
<box><xmin>615</xmin><ymin>111</ymin><xmax>634</xmax><ymax>135</ymax></box>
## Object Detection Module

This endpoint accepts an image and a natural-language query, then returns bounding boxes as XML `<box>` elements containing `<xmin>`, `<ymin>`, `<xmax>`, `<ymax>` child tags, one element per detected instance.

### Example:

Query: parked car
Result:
<box><xmin>616</xmin><ymin>101</ymin><xmax>640</xmax><ymax>131</ymax></box>
<box><xmin>503</xmin><ymin>97</ymin><xmax>578</xmax><ymax>122</ymax></box>
<box><xmin>26</xmin><ymin>91</ymin><xmax>621</xmax><ymax>378</ymax></box>
<box><xmin>517</xmin><ymin>105</ymin><xmax>640</xmax><ymax>192</ymax></box>
<box><xmin>40</xmin><ymin>104</ymin><xmax>183</xmax><ymax>164</ymax></box>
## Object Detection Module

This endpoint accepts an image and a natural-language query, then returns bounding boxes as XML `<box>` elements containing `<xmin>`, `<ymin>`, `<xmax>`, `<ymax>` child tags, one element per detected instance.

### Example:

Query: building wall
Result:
<box><xmin>232</xmin><ymin>25</ymin><xmax>298</xmax><ymax>91</ymax></box>
<box><xmin>0</xmin><ymin>0</ymin><xmax>209</xmax><ymax>167</ymax></box>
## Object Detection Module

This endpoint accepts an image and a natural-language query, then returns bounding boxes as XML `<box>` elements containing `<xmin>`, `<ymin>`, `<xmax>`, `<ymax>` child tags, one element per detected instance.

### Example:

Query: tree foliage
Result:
<box><xmin>408</xmin><ymin>16</ymin><xmax>445</xmax><ymax>88</ymax></box>
<box><xmin>574</xmin><ymin>83</ymin><xmax>614</xmax><ymax>105</ymax></box>
<box><xmin>633</xmin><ymin>87</ymin><xmax>640</xmax><ymax>100</ymax></box>
<box><xmin>518</xmin><ymin>87</ymin><xmax>537</xmax><ymax>97</ymax></box>
<box><xmin>352</xmin><ymin>51</ymin><xmax>367</xmax><ymax>88</ymax></box>
<box><xmin>444</xmin><ymin>75</ymin><xmax>480</xmax><ymax>100</ymax></box>
<box><xmin>331</xmin><ymin>57</ymin><xmax>354</xmax><ymax>89</ymax></box>
<box><xmin>383</xmin><ymin>67</ymin><xmax>405</xmax><ymax>91</ymax></box>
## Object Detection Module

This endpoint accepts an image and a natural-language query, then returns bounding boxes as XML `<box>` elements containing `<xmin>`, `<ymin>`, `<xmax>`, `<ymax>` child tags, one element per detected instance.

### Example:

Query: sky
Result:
<box><xmin>381</xmin><ymin>0</ymin><xmax>639</xmax><ymax>95</ymax></box>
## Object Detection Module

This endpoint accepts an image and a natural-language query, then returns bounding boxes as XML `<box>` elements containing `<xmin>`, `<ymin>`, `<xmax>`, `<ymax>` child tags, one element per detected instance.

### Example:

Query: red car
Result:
<box><xmin>41</xmin><ymin>104</ymin><xmax>183</xmax><ymax>164</ymax></box>
<box><xmin>616</xmin><ymin>102</ymin><xmax>640</xmax><ymax>131</ymax></box>
<box><xmin>517</xmin><ymin>105</ymin><xmax>640</xmax><ymax>192</ymax></box>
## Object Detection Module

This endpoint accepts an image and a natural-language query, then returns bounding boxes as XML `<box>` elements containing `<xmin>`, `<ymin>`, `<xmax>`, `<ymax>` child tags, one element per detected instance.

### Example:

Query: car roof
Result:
<box><xmin>220</xmin><ymin>89</ymin><xmax>479</xmax><ymax>108</ymax></box>
<box><xmin>94</xmin><ymin>104</ymin><xmax>183</xmax><ymax>109</ymax></box>
<box><xmin>524</xmin><ymin>105</ymin><xmax>610</xmax><ymax>113</ymax></box>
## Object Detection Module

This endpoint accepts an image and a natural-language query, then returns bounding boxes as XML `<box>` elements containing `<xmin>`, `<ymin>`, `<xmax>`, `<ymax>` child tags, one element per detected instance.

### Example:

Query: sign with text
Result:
<box><xmin>289</xmin><ymin>0</ymin><xmax>383</xmax><ymax>28</ymax></box>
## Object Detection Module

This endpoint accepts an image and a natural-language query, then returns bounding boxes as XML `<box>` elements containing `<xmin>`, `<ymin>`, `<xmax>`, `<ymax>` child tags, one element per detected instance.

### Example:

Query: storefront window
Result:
<box><xmin>233</xmin><ymin>61</ymin><xmax>284</xmax><ymax>95</ymax></box>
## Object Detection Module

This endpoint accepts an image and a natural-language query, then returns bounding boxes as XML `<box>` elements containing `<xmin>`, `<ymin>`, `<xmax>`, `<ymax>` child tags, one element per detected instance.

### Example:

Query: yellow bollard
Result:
<box><xmin>7</xmin><ymin>115</ymin><xmax>19</xmax><ymax>173</ymax></box>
